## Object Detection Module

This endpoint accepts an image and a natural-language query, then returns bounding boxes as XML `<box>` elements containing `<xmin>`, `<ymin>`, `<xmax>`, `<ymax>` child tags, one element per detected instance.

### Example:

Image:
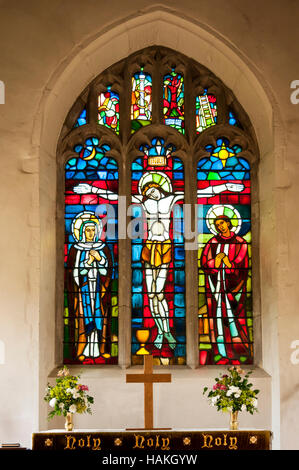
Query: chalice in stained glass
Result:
<box><xmin>136</xmin><ymin>329</ymin><xmax>150</xmax><ymax>355</ymax></box>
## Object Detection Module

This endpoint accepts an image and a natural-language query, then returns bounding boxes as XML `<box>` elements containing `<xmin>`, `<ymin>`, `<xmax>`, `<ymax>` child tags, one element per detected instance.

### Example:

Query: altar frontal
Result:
<box><xmin>32</xmin><ymin>430</ymin><xmax>271</xmax><ymax>451</ymax></box>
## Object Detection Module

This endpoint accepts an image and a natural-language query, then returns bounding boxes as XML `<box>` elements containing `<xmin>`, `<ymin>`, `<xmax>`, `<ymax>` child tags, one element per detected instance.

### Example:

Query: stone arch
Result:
<box><xmin>35</xmin><ymin>8</ymin><xmax>282</xmax><ymax>446</ymax></box>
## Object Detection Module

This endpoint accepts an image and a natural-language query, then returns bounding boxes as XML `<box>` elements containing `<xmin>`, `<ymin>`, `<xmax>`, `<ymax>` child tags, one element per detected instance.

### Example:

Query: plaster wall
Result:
<box><xmin>0</xmin><ymin>0</ymin><xmax>297</xmax><ymax>450</ymax></box>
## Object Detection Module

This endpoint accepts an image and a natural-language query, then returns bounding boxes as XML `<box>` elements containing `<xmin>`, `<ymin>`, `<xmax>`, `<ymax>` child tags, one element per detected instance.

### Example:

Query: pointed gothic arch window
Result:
<box><xmin>58</xmin><ymin>46</ymin><xmax>258</xmax><ymax>367</ymax></box>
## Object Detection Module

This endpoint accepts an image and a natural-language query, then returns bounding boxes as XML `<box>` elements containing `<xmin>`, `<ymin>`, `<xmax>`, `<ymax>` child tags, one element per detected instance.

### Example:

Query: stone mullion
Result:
<box><xmin>217</xmin><ymin>86</ymin><xmax>229</xmax><ymax>125</ymax></box>
<box><xmin>117</xmin><ymin>147</ymin><xmax>132</xmax><ymax>369</ymax></box>
<box><xmin>118</xmin><ymin>60</ymin><xmax>132</xmax><ymax>367</ymax></box>
<box><xmin>184</xmin><ymin>146</ymin><xmax>199</xmax><ymax>369</ymax></box>
<box><xmin>184</xmin><ymin>62</ymin><xmax>196</xmax><ymax>147</ymax></box>
<box><xmin>152</xmin><ymin>55</ymin><xmax>162</xmax><ymax>125</ymax></box>
<box><xmin>87</xmin><ymin>85</ymin><xmax>98</xmax><ymax>125</ymax></box>
<box><xmin>119</xmin><ymin>59</ymin><xmax>131</xmax><ymax>146</ymax></box>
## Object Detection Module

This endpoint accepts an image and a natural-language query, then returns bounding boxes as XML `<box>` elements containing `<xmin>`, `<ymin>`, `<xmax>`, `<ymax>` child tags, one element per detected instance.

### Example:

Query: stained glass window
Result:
<box><xmin>131</xmin><ymin>70</ymin><xmax>152</xmax><ymax>133</ymax></box>
<box><xmin>197</xmin><ymin>137</ymin><xmax>252</xmax><ymax>366</ymax></box>
<box><xmin>98</xmin><ymin>87</ymin><xmax>120</xmax><ymax>134</ymax></box>
<box><xmin>74</xmin><ymin>108</ymin><xmax>87</xmax><ymax>128</ymax></box>
<box><xmin>196</xmin><ymin>91</ymin><xmax>217</xmax><ymax>133</ymax></box>
<box><xmin>64</xmin><ymin>137</ymin><xmax>119</xmax><ymax>364</ymax></box>
<box><xmin>131</xmin><ymin>138</ymin><xmax>186</xmax><ymax>366</ymax></box>
<box><xmin>61</xmin><ymin>47</ymin><xmax>257</xmax><ymax>368</ymax></box>
<box><xmin>163</xmin><ymin>71</ymin><xmax>184</xmax><ymax>134</ymax></box>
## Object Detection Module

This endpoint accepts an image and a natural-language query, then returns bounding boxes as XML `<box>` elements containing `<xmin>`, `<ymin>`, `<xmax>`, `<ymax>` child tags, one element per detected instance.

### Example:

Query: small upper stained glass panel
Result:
<box><xmin>74</xmin><ymin>108</ymin><xmax>87</xmax><ymax>128</ymax></box>
<box><xmin>229</xmin><ymin>110</ymin><xmax>242</xmax><ymax>128</ymax></box>
<box><xmin>131</xmin><ymin>70</ymin><xmax>152</xmax><ymax>133</ymax></box>
<box><xmin>98</xmin><ymin>87</ymin><xmax>120</xmax><ymax>134</ymax></box>
<box><xmin>196</xmin><ymin>91</ymin><xmax>217</xmax><ymax>133</ymax></box>
<box><xmin>163</xmin><ymin>71</ymin><xmax>184</xmax><ymax>134</ymax></box>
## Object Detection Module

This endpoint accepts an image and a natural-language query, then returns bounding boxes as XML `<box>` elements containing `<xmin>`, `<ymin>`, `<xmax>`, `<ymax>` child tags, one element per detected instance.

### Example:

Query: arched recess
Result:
<box><xmin>36</xmin><ymin>8</ymin><xmax>280</xmax><ymax>445</ymax></box>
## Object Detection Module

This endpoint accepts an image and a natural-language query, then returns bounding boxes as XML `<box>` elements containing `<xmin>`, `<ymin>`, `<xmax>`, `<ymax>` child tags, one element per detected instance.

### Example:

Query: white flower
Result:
<box><xmin>252</xmin><ymin>398</ymin><xmax>258</xmax><ymax>408</ymax></box>
<box><xmin>227</xmin><ymin>407</ymin><xmax>232</xmax><ymax>412</ymax></box>
<box><xmin>49</xmin><ymin>398</ymin><xmax>57</xmax><ymax>408</ymax></box>
<box><xmin>241</xmin><ymin>404</ymin><xmax>247</xmax><ymax>412</ymax></box>
<box><xmin>59</xmin><ymin>403</ymin><xmax>64</xmax><ymax>410</ymax></box>
<box><xmin>69</xmin><ymin>404</ymin><xmax>77</xmax><ymax>413</ymax></box>
<box><xmin>227</xmin><ymin>386</ymin><xmax>241</xmax><ymax>398</ymax></box>
<box><xmin>210</xmin><ymin>396</ymin><xmax>218</xmax><ymax>406</ymax></box>
<box><xmin>66</xmin><ymin>388</ymin><xmax>72</xmax><ymax>394</ymax></box>
<box><xmin>72</xmin><ymin>392</ymin><xmax>79</xmax><ymax>399</ymax></box>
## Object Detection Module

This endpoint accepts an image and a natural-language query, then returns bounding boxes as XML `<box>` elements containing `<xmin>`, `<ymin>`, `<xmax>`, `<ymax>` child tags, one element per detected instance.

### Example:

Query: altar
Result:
<box><xmin>33</xmin><ymin>358</ymin><xmax>271</xmax><ymax>452</ymax></box>
<box><xmin>32</xmin><ymin>429</ymin><xmax>272</xmax><ymax>451</ymax></box>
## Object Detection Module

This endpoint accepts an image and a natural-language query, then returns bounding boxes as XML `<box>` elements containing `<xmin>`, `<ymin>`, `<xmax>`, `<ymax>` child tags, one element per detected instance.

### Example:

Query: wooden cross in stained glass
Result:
<box><xmin>126</xmin><ymin>355</ymin><xmax>172</xmax><ymax>430</ymax></box>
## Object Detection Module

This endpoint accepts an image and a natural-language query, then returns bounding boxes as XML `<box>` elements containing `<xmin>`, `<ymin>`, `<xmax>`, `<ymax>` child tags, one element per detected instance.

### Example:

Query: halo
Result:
<box><xmin>71</xmin><ymin>211</ymin><xmax>102</xmax><ymax>242</ymax></box>
<box><xmin>206</xmin><ymin>204</ymin><xmax>242</xmax><ymax>236</ymax></box>
<box><xmin>138</xmin><ymin>171</ymin><xmax>172</xmax><ymax>195</ymax></box>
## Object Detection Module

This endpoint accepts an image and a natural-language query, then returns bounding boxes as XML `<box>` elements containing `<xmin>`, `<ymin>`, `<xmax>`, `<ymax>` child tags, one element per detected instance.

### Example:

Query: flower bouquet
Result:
<box><xmin>44</xmin><ymin>366</ymin><xmax>94</xmax><ymax>431</ymax></box>
<box><xmin>203</xmin><ymin>366</ymin><xmax>259</xmax><ymax>430</ymax></box>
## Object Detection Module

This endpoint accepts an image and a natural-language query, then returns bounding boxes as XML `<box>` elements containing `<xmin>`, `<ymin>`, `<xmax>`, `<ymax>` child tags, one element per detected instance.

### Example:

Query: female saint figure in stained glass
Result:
<box><xmin>64</xmin><ymin>138</ymin><xmax>119</xmax><ymax>364</ymax></box>
<box><xmin>66</xmin><ymin>211</ymin><xmax>112</xmax><ymax>361</ymax></box>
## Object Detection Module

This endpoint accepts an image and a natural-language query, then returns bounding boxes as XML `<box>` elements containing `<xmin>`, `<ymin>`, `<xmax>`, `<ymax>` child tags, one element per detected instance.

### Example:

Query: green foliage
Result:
<box><xmin>44</xmin><ymin>366</ymin><xmax>94</xmax><ymax>420</ymax></box>
<box><xmin>203</xmin><ymin>366</ymin><xmax>259</xmax><ymax>414</ymax></box>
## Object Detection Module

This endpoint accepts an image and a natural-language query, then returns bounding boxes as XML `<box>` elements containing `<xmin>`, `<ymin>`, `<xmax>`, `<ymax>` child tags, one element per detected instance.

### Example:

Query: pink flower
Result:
<box><xmin>220</xmin><ymin>385</ymin><xmax>227</xmax><ymax>391</ymax></box>
<box><xmin>78</xmin><ymin>384</ymin><xmax>89</xmax><ymax>391</ymax></box>
<box><xmin>213</xmin><ymin>383</ymin><xmax>223</xmax><ymax>390</ymax></box>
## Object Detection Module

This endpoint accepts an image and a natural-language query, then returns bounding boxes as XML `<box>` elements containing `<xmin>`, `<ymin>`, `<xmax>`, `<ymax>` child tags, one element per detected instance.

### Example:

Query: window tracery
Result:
<box><xmin>58</xmin><ymin>46</ymin><xmax>258</xmax><ymax>367</ymax></box>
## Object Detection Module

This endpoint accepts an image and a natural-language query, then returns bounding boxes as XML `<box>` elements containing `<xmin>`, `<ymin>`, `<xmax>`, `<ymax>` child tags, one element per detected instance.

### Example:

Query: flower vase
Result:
<box><xmin>65</xmin><ymin>412</ymin><xmax>74</xmax><ymax>432</ymax></box>
<box><xmin>229</xmin><ymin>411</ymin><xmax>238</xmax><ymax>430</ymax></box>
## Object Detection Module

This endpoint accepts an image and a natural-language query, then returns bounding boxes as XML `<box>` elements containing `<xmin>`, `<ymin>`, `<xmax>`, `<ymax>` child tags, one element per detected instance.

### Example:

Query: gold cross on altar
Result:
<box><xmin>126</xmin><ymin>355</ymin><xmax>172</xmax><ymax>430</ymax></box>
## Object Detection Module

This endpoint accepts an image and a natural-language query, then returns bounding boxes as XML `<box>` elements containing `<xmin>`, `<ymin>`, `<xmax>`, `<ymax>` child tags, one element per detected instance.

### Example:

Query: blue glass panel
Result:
<box><xmin>74</xmin><ymin>109</ymin><xmax>87</xmax><ymax>128</ymax></box>
<box><xmin>175</xmin><ymin>345</ymin><xmax>186</xmax><ymax>357</ymax></box>
<box><xmin>174</xmin><ymin>271</ymin><xmax>185</xmax><ymax>285</ymax></box>
<box><xmin>132</xmin><ymin>244</ymin><xmax>143</xmax><ymax>262</ymax></box>
<box><xmin>174</xmin><ymin>308</ymin><xmax>185</xmax><ymax>318</ymax></box>
<box><xmin>132</xmin><ymin>293</ymin><xmax>143</xmax><ymax>309</ymax></box>
<box><xmin>132</xmin><ymin>269</ymin><xmax>143</xmax><ymax>286</ymax></box>
<box><xmin>174</xmin><ymin>246</ymin><xmax>185</xmax><ymax>260</ymax></box>
<box><xmin>174</xmin><ymin>294</ymin><xmax>185</xmax><ymax>307</ymax></box>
